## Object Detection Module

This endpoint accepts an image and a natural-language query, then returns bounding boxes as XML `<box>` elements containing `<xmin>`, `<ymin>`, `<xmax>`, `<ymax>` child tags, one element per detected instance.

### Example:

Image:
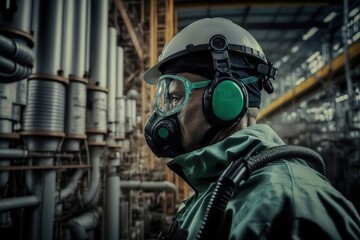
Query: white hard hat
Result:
<box><xmin>143</xmin><ymin>18</ymin><xmax>268</xmax><ymax>84</ymax></box>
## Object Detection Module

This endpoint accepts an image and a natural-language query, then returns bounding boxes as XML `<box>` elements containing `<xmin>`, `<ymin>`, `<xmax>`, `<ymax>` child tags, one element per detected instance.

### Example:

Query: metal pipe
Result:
<box><xmin>57</xmin><ymin>169</ymin><xmax>85</xmax><ymax>201</ymax></box>
<box><xmin>0</xmin><ymin>148</ymin><xmax>27</xmax><ymax>159</ymax></box>
<box><xmin>65</xmin><ymin>207</ymin><xmax>102</xmax><ymax>240</ymax></box>
<box><xmin>82</xmin><ymin>147</ymin><xmax>102</xmax><ymax>208</ymax></box>
<box><xmin>89</xmin><ymin>0</ymin><xmax>108</xmax><ymax>87</ymax></box>
<box><xmin>120</xmin><ymin>181</ymin><xmax>179</xmax><ymax>201</ymax></box>
<box><xmin>107</xmin><ymin>27</ymin><xmax>117</xmax><ymax>124</ymax></box>
<box><xmin>0</xmin><ymin>0</ymin><xmax>32</xmax><ymax>32</ymax></box>
<box><xmin>0</xmin><ymin>195</ymin><xmax>39</xmax><ymax>213</ymax></box>
<box><xmin>33</xmin><ymin>0</ymin><xmax>63</xmax><ymax>74</ymax></box>
<box><xmin>73</xmin><ymin>0</ymin><xmax>87</xmax><ymax>77</ymax></box>
<box><xmin>61</xmin><ymin>0</ymin><xmax>75</xmax><ymax>78</ymax></box>
<box><xmin>0</xmin><ymin>34</ymin><xmax>34</xmax><ymax>65</ymax></box>
<box><xmin>104</xmin><ymin>175</ymin><xmax>120</xmax><ymax>240</ymax></box>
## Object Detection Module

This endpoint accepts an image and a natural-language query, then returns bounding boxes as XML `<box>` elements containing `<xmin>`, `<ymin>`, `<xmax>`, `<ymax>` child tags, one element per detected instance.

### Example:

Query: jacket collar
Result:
<box><xmin>167</xmin><ymin>124</ymin><xmax>285</xmax><ymax>193</ymax></box>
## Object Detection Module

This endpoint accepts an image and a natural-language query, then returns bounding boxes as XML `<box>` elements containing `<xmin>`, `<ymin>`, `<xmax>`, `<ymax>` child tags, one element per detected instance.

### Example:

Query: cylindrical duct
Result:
<box><xmin>0</xmin><ymin>0</ymin><xmax>32</xmax><ymax>32</ymax></box>
<box><xmin>82</xmin><ymin>147</ymin><xmax>102</xmax><ymax>207</ymax></box>
<box><xmin>125</xmin><ymin>98</ymin><xmax>133</xmax><ymax>133</ymax></box>
<box><xmin>64</xmin><ymin>78</ymin><xmax>87</xmax><ymax>151</ymax></box>
<box><xmin>23</xmin><ymin>80</ymin><xmax>65</xmax><ymax>131</ymax></box>
<box><xmin>0</xmin><ymin>195</ymin><xmax>39</xmax><ymax>213</ymax></box>
<box><xmin>116</xmin><ymin>47</ymin><xmax>124</xmax><ymax>98</ymax></box>
<box><xmin>73</xmin><ymin>0</ymin><xmax>87</xmax><ymax>77</ymax></box>
<box><xmin>86</xmin><ymin>88</ymin><xmax>108</xmax><ymax>138</ymax></box>
<box><xmin>107</xmin><ymin>27</ymin><xmax>117</xmax><ymax>123</ymax></box>
<box><xmin>60</xmin><ymin>0</ymin><xmax>75</xmax><ymax>78</ymax></box>
<box><xmin>131</xmin><ymin>99</ymin><xmax>137</xmax><ymax>129</ymax></box>
<box><xmin>105</xmin><ymin>175</ymin><xmax>120</xmax><ymax>240</ymax></box>
<box><xmin>85</xmin><ymin>0</ymin><xmax>91</xmax><ymax>75</ymax></box>
<box><xmin>116</xmin><ymin>97</ymin><xmax>126</xmax><ymax>140</ymax></box>
<box><xmin>0</xmin><ymin>83</ymin><xmax>13</xmax><ymax>133</ymax></box>
<box><xmin>89</xmin><ymin>0</ymin><xmax>108</xmax><ymax>87</ymax></box>
<box><xmin>33</xmin><ymin>0</ymin><xmax>63</xmax><ymax>75</ymax></box>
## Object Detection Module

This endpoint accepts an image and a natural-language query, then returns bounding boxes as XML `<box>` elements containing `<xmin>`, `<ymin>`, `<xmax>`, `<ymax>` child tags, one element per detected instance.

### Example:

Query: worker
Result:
<box><xmin>143</xmin><ymin>18</ymin><xmax>360</xmax><ymax>239</ymax></box>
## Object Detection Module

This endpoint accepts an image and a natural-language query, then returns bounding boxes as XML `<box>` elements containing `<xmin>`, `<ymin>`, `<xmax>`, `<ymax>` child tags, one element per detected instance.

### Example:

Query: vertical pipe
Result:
<box><xmin>107</xmin><ymin>27</ymin><xmax>117</xmax><ymax>144</ymax></box>
<box><xmin>85</xmin><ymin>0</ymin><xmax>91</xmax><ymax>75</ymax></box>
<box><xmin>0</xmin><ymin>0</ymin><xmax>32</xmax><ymax>32</ymax></box>
<box><xmin>116</xmin><ymin>47</ymin><xmax>125</xmax><ymax>140</ymax></box>
<box><xmin>61</xmin><ymin>0</ymin><xmax>75</xmax><ymax>78</ymax></box>
<box><xmin>73</xmin><ymin>0</ymin><xmax>87</xmax><ymax>78</ymax></box>
<box><xmin>33</xmin><ymin>0</ymin><xmax>63</xmax><ymax>75</ymax></box>
<box><xmin>24</xmin><ymin>1</ymin><xmax>64</xmax><ymax>240</ymax></box>
<box><xmin>82</xmin><ymin>147</ymin><xmax>102</xmax><ymax>207</ymax></box>
<box><xmin>89</xmin><ymin>0</ymin><xmax>108</xmax><ymax>87</ymax></box>
<box><xmin>105</xmin><ymin>175</ymin><xmax>120</xmax><ymax>240</ymax></box>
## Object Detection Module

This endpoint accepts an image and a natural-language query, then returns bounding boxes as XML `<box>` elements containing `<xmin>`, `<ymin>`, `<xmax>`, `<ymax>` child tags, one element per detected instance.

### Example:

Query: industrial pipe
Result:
<box><xmin>0</xmin><ymin>0</ymin><xmax>32</xmax><ymax>32</ymax></box>
<box><xmin>120</xmin><ymin>181</ymin><xmax>179</xmax><ymax>201</ymax></box>
<box><xmin>82</xmin><ymin>147</ymin><xmax>102</xmax><ymax>208</ymax></box>
<box><xmin>0</xmin><ymin>34</ymin><xmax>34</xmax><ymax>65</ymax></box>
<box><xmin>89</xmin><ymin>0</ymin><xmax>108</xmax><ymax>87</ymax></box>
<box><xmin>73</xmin><ymin>0</ymin><xmax>87</xmax><ymax>77</ymax></box>
<box><xmin>0</xmin><ymin>195</ymin><xmax>39</xmax><ymax>213</ymax></box>
<box><xmin>57</xmin><ymin>169</ymin><xmax>85</xmax><ymax>201</ymax></box>
<box><xmin>0</xmin><ymin>148</ymin><xmax>27</xmax><ymax>159</ymax></box>
<box><xmin>104</xmin><ymin>175</ymin><xmax>120</xmax><ymax>240</ymax></box>
<box><xmin>65</xmin><ymin>207</ymin><xmax>102</xmax><ymax>240</ymax></box>
<box><xmin>0</xmin><ymin>55</ymin><xmax>32</xmax><ymax>83</ymax></box>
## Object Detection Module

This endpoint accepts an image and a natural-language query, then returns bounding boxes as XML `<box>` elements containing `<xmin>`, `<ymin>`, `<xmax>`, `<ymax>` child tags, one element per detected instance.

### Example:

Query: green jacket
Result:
<box><xmin>166</xmin><ymin>124</ymin><xmax>360</xmax><ymax>239</ymax></box>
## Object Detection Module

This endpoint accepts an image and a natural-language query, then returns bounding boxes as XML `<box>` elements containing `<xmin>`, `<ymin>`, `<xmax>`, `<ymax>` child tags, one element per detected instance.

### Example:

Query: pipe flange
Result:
<box><xmin>65</xmin><ymin>134</ymin><xmax>87</xmax><ymax>140</ymax></box>
<box><xmin>69</xmin><ymin>75</ymin><xmax>89</xmax><ymax>84</ymax></box>
<box><xmin>87</xmin><ymin>141</ymin><xmax>107</xmax><ymax>146</ymax></box>
<box><xmin>0</xmin><ymin>133</ymin><xmax>19</xmax><ymax>139</ymax></box>
<box><xmin>87</xmin><ymin>84</ymin><xmax>109</xmax><ymax>93</ymax></box>
<box><xmin>29</xmin><ymin>73</ymin><xmax>69</xmax><ymax>85</ymax></box>
<box><xmin>0</xmin><ymin>26</ymin><xmax>35</xmax><ymax>47</ymax></box>
<box><xmin>107</xmin><ymin>143</ymin><xmax>122</xmax><ymax>149</ymax></box>
<box><xmin>20</xmin><ymin>130</ymin><xmax>65</xmax><ymax>137</ymax></box>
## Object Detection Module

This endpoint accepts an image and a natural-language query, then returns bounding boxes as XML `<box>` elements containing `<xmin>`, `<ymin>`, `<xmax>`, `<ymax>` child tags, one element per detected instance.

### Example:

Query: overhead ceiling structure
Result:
<box><xmin>175</xmin><ymin>0</ymin><xmax>359</xmax><ymax>85</ymax></box>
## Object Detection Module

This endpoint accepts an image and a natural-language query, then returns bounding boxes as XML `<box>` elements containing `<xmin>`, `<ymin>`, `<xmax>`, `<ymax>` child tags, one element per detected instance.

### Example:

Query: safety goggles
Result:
<box><xmin>153</xmin><ymin>74</ymin><xmax>211</xmax><ymax>117</ymax></box>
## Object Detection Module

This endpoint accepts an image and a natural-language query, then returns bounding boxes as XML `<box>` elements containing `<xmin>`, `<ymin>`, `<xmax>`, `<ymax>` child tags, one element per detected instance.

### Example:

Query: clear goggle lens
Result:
<box><xmin>154</xmin><ymin>75</ymin><xmax>211</xmax><ymax>117</ymax></box>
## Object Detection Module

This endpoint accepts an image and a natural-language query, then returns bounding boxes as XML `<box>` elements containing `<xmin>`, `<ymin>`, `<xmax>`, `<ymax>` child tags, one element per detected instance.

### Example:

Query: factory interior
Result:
<box><xmin>0</xmin><ymin>0</ymin><xmax>359</xmax><ymax>239</ymax></box>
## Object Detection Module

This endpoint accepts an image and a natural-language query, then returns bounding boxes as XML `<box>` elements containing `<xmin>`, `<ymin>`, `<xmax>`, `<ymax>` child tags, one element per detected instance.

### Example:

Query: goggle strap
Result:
<box><xmin>192</xmin><ymin>80</ymin><xmax>212</xmax><ymax>89</ymax></box>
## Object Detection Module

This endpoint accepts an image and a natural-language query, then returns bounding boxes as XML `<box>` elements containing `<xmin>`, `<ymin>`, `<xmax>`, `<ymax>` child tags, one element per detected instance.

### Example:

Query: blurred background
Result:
<box><xmin>0</xmin><ymin>0</ymin><xmax>359</xmax><ymax>239</ymax></box>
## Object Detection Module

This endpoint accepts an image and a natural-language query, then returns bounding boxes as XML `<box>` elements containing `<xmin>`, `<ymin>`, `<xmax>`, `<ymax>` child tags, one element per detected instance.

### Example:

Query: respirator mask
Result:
<box><xmin>144</xmin><ymin>75</ymin><xmax>211</xmax><ymax>158</ymax></box>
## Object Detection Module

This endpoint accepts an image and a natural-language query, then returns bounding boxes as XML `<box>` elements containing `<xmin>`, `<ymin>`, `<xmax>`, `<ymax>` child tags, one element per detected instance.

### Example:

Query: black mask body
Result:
<box><xmin>144</xmin><ymin>112</ymin><xmax>184</xmax><ymax>158</ymax></box>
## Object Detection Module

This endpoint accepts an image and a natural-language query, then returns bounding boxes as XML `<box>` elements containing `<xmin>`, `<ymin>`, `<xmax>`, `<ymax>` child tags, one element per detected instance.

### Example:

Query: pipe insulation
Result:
<box><xmin>0</xmin><ymin>34</ymin><xmax>34</xmax><ymax>65</ymax></box>
<box><xmin>0</xmin><ymin>195</ymin><xmax>39</xmax><ymax>213</ymax></box>
<box><xmin>65</xmin><ymin>207</ymin><xmax>102</xmax><ymax>240</ymax></box>
<box><xmin>23</xmin><ymin>80</ymin><xmax>66</xmax><ymax>132</ymax></box>
<box><xmin>89</xmin><ymin>0</ymin><xmax>108</xmax><ymax>87</ymax></box>
<box><xmin>116</xmin><ymin>97</ymin><xmax>126</xmax><ymax>139</ymax></box>
<box><xmin>86</xmin><ymin>90</ymin><xmax>108</xmax><ymax>133</ymax></box>
<box><xmin>64</xmin><ymin>79</ymin><xmax>87</xmax><ymax>151</ymax></box>
<box><xmin>125</xmin><ymin>98</ymin><xmax>133</xmax><ymax>133</ymax></box>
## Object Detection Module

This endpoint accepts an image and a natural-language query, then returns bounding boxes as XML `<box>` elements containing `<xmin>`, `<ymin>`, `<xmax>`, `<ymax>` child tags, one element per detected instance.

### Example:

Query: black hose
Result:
<box><xmin>0</xmin><ymin>34</ymin><xmax>34</xmax><ymax>65</ymax></box>
<box><xmin>197</xmin><ymin>145</ymin><xmax>325</xmax><ymax>240</ymax></box>
<box><xmin>0</xmin><ymin>55</ymin><xmax>32</xmax><ymax>82</ymax></box>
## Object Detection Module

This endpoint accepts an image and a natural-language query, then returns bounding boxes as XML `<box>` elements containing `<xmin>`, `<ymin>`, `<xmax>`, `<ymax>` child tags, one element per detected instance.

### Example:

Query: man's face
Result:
<box><xmin>171</xmin><ymin>72</ymin><xmax>212</xmax><ymax>153</ymax></box>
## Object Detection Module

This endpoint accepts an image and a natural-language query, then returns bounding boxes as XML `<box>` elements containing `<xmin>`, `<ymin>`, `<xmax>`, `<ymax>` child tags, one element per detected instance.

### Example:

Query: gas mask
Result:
<box><xmin>144</xmin><ymin>75</ymin><xmax>211</xmax><ymax>158</ymax></box>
